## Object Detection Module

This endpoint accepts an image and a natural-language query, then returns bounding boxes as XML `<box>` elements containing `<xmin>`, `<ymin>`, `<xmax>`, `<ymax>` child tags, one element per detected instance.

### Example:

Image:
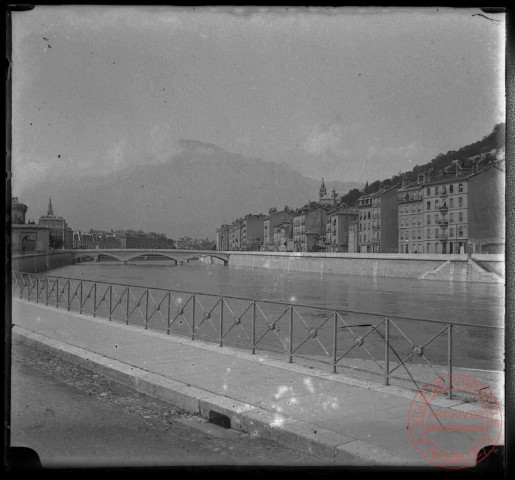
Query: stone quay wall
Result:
<box><xmin>227</xmin><ymin>251</ymin><xmax>504</xmax><ymax>283</ymax></box>
<box><xmin>11</xmin><ymin>251</ymin><xmax>74</xmax><ymax>273</ymax></box>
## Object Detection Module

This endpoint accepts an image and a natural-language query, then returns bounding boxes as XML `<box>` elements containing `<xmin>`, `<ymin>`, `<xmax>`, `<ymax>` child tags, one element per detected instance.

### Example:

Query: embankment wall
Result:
<box><xmin>228</xmin><ymin>252</ymin><xmax>504</xmax><ymax>283</ymax></box>
<box><xmin>12</xmin><ymin>252</ymin><xmax>74</xmax><ymax>273</ymax></box>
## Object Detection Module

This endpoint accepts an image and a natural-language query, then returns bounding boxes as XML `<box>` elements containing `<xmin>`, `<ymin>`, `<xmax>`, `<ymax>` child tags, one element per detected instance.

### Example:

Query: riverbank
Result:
<box><xmin>227</xmin><ymin>252</ymin><xmax>504</xmax><ymax>283</ymax></box>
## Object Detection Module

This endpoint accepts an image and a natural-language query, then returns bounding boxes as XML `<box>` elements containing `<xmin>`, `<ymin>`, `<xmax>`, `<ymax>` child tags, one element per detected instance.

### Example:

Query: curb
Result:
<box><xmin>13</xmin><ymin>326</ymin><xmax>410</xmax><ymax>465</ymax></box>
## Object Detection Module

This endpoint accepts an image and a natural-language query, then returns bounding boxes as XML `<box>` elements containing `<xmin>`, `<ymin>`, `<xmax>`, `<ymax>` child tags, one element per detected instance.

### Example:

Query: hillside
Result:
<box><xmin>341</xmin><ymin>123</ymin><xmax>505</xmax><ymax>202</ymax></box>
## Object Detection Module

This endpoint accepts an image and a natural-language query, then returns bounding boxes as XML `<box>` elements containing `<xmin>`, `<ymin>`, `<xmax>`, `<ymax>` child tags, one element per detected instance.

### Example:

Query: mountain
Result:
<box><xmin>16</xmin><ymin>141</ymin><xmax>362</xmax><ymax>239</ymax></box>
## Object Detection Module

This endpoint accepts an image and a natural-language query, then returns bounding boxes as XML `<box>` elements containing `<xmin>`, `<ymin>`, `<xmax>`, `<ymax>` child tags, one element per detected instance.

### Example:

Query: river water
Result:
<box><xmin>38</xmin><ymin>261</ymin><xmax>504</xmax><ymax>374</ymax></box>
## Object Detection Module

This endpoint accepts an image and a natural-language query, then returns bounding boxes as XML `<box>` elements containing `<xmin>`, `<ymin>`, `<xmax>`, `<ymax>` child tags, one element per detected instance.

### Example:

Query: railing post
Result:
<box><xmin>109</xmin><ymin>285</ymin><xmax>113</xmax><ymax>321</ymax></box>
<box><xmin>191</xmin><ymin>295</ymin><xmax>196</xmax><ymax>340</ymax></box>
<box><xmin>219</xmin><ymin>298</ymin><xmax>223</xmax><ymax>347</ymax></box>
<box><xmin>36</xmin><ymin>277</ymin><xmax>39</xmax><ymax>303</ymax></box>
<box><xmin>45</xmin><ymin>278</ymin><xmax>49</xmax><ymax>306</ymax></box>
<box><xmin>333</xmin><ymin>311</ymin><xmax>337</xmax><ymax>374</ymax></box>
<box><xmin>56</xmin><ymin>279</ymin><xmax>59</xmax><ymax>309</ymax></box>
<box><xmin>448</xmin><ymin>324</ymin><xmax>453</xmax><ymax>399</ymax></box>
<box><xmin>289</xmin><ymin>306</ymin><xmax>293</xmax><ymax>364</ymax></box>
<box><xmin>385</xmin><ymin>317</ymin><xmax>390</xmax><ymax>386</ymax></box>
<box><xmin>252</xmin><ymin>301</ymin><xmax>256</xmax><ymax>354</ymax></box>
<box><xmin>126</xmin><ymin>287</ymin><xmax>130</xmax><ymax>325</ymax></box>
<box><xmin>166</xmin><ymin>291</ymin><xmax>170</xmax><ymax>333</ymax></box>
<box><xmin>27</xmin><ymin>275</ymin><xmax>31</xmax><ymax>301</ymax></box>
<box><xmin>145</xmin><ymin>289</ymin><xmax>149</xmax><ymax>329</ymax></box>
<box><xmin>67</xmin><ymin>281</ymin><xmax>70</xmax><ymax>311</ymax></box>
<box><xmin>80</xmin><ymin>281</ymin><xmax>84</xmax><ymax>313</ymax></box>
<box><xmin>93</xmin><ymin>283</ymin><xmax>97</xmax><ymax>317</ymax></box>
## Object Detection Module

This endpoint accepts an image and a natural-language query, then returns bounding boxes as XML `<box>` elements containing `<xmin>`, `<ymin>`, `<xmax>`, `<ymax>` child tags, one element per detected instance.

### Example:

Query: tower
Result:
<box><xmin>47</xmin><ymin>197</ymin><xmax>54</xmax><ymax>216</ymax></box>
<box><xmin>319</xmin><ymin>178</ymin><xmax>327</xmax><ymax>198</ymax></box>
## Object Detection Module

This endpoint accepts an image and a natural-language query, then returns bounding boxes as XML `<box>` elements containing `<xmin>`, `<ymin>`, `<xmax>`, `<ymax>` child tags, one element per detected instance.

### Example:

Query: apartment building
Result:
<box><xmin>397</xmin><ymin>159</ymin><xmax>504</xmax><ymax>254</ymax></box>
<box><xmin>241</xmin><ymin>214</ymin><xmax>266</xmax><ymax>250</ymax></box>
<box><xmin>293</xmin><ymin>205</ymin><xmax>327</xmax><ymax>252</ymax></box>
<box><xmin>357</xmin><ymin>185</ymin><xmax>399</xmax><ymax>253</ymax></box>
<box><xmin>229</xmin><ymin>219</ymin><xmax>243</xmax><ymax>251</ymax></box>
<box><xmin>263</xmin><ymin>208</ymin><xmax>293</xmax><ymax>251</ymax></box>
<box><xmin>216</xmin><ymin>224</ymin><xmax>230</xmax><ymax>251</ymax></box>
<box><xmin>325</xmin><ymin>207</ymin><xmax>359</xmax><ymax>253</ymax></box>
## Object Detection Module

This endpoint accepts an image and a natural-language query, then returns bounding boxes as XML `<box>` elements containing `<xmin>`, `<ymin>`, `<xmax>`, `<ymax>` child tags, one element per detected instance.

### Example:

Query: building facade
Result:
<box><xmin>325</xmin><ymin>207</ymin><xmax>359</xmax><ymax>253</ymax></box>
<box><xmin>11</xmin><ymin>196</ymin><xmax>51</xmax><ymax>253</ymax></box>
<box><xmin>241</xmin><ymin>214</ymin><xmax>266</xmax><ymax>250</ymax></box>
<box><xmin>229</xmin><ymin>219</ymin><xmax>243</xmax><ymax>251</ymax></box>
<box><xmin>216</xmin><ymin>224</ymin><xmax>230</xmax><ymax>251</ymax></box>
<box><xmin>38</xmin><ymin>198</ymin><xmax>74</xmax><ymax>249</ymax></box>
<box><xmin>263</xmin><ymin>208</ymin><xmax>293</xmax><ymax>251</ymax></box>
<box><xmin>293</xmin><ymin>205</ymin><xmax>327</xmax><ymax>252</ymax></box>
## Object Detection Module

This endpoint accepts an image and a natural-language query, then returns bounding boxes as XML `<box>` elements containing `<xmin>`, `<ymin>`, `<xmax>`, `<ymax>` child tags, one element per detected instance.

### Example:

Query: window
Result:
<box><xmin>427</xmin><ymin>243</ymin><xmax>431</xmax><ymax>253</ymax></box>
<box><xmin>418</xmin><ymin>230</ymin><xmax>422</xmax><ymax>240</ymax></box>
<box><xmin>459</xmin><ymin>197</ymin><xmax>463</xmax><ymax>207</ymax></box>
<box><xmin>458</xmin><ymin>183</ymin><xmax>463</xmax><ymax>192</ymax></box>
<box><xmin>450</xmin><ymin>227</ymin><xmax>454</xmax><ymax>237</ymax></box>
<box><xmin>435</xmin><ymin>186</ymin><xmax>439</xmax><ymax>195</ymax></box>
<box><xmin>427</xmin><ymin>188</ymin><xmax>431</xmax><ymax>196</ymax></box>
<box><xmin>427</xmin><ymin>215</ymin><xmax>431</xmax><ymax>225</ymax></box>
<box><xmin>400</xmin><ymin>231</ymin><xmax>403</xmax><ymax>240</ymax></box>
<box><xmin>459</xmin><ymin>212</ymin><xmax>463</xmax><ymax>222</ymax></box>
<box><xmin>450</xmin><ymin>198</ymin><xmax>454</xmax><ymax>208</ymax></box>
<box><xmin>450</xmin><ymin>213</ymin><xmax>454</xmax><ymax>223</ymax></box>
<box><xmin>458</xmin><ymin>227</ymin><xmax>463</xmax><ymax>237</ymax></box>
<box><xmin>426</xmin><ymin>201</ymin><xmax>430</xmax><ymax>210</ymax></box>
<box><xmin>435</xmin><ymin>199</ymin><xmax>439</xmax><ymax>208</ymax></box>
<box><xmin>449</xmin><ymin>184</ymin><xmax>454</xmax><ymax>194</ymax></box>
<box><xmin>427</xmin><ymin>229</ymin><xmax>431</xmax><ymax>239</ymax></box>
<box><xmin>412</xmin><ymin>217</ymin><xmax>416</xmax><ymax>226</ymax></box>
<box><xmin>435</xmin><ymin>229</ymin><xmax>440</xmax><ymax>238</ymax></box>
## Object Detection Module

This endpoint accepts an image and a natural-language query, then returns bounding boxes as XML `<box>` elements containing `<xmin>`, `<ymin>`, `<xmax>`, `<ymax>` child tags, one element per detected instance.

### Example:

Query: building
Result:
<box><xmin>273</xmin><ymin>221</ymin><xmax>294</xmax><ymax>252</ymax></box>
<box><xmin>119</xmin><ymin>232</ymin><xmax>170</xmax><ymax>249</ymax></box>
<box><xmin>396</xmin><ymin>158</ymin><xmax>504</xmax><ymax>255</ymax></box>
<box><xmin>241</xmin><ymin>214</ymin><xmax>266</xmax><ymax>251</ymax></box>
<box><xmin>325</xmin><ymin>207</ymin><xmax>359</xmax><ymax>253</ymax></box>
<box><xmin>397</xmin><ymin>175</ymin><xmax>424</xmax><ymax>254</ymax></box>
<box><xmin>293</xmin><ymin>204</ymin><xmax>327</xmax><ymax>252</ymax></box>
<box><xmin>357</xmin><ymin>185</ymin><xmax>399</xmax><ymax>253</ymax></box>
<box><xmin>229</xmin><ymin>219</ymin><xmax>243</xmax><ymax>251</ymax></box>
<box><xmin>263</xmin><ymin>208</ymin><xmax>293</xmax><ymax>251</ymax></box>
<box><xmin>11</xmin><ymin>196</ymin><xmax>51</xmax><ymax>253</ymax></box>
<box><xmin>467</xmin><ymin>161</ymin><xmax>505</xmax><ymax>253</ymax></box>
<box><xmin>38</xmin><ymin>198</ymin><xmax>74</xmax><ymax>249</ymax></box>
<box><xmin>216</xmin><ymin>224</ymin><xmax>230</xmax><ymax>251</ymax></box>
<box><xmin>318</xmin><ymin>178</ymin><xmax>340</xmax><ymax>208</ymax></box>
<box><xmin>348</xmin><ymin>220</ymin><xmax>359</xmax><ymax>253</ymax></box>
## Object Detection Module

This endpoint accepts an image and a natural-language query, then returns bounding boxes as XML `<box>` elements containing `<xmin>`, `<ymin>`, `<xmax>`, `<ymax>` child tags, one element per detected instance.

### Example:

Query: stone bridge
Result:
<box><xmin>67</xmin><ymin>249</ymin><xmax>230</xmax><ymax>266</ymax></box>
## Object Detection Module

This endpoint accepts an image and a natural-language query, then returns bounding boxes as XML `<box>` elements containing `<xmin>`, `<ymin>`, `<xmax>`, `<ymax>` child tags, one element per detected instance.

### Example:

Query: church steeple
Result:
<box><xmin>319</xmin><ymin>178</ymin><xmax>327</xmax><ymax>198</ymax></box>
<box><xmin>48</xmin><ymin>197</ymin><xmax>54</xmax><ymax>216</ymax></box>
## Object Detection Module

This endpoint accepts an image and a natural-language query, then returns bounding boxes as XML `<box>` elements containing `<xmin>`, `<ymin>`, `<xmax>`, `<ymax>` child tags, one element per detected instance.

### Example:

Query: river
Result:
<box><xmin>33</xmin><ymin>260</ymin><xmax>503</xmax><ymax>374</ymax></box>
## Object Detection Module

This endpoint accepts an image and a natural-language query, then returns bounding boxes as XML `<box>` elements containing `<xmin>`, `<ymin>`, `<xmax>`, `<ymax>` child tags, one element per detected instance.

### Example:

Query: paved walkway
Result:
<box><xmin>11</xmin><ymin>299</ymin><xmax>504</xmax><ymax>467</ymax></box>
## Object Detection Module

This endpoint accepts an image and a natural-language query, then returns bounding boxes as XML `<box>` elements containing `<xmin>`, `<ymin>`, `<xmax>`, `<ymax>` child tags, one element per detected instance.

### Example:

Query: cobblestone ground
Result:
<box><xmin>10</xmin><ymin>342</ymin><xmax>336</xmax><ymax>467</ymax></box>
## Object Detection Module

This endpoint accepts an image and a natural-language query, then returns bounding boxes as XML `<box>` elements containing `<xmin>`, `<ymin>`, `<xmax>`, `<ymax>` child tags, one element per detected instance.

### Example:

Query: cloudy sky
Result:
<box><xmin>11</xmin><ymin>6</ymin><xmax>505</xmax><ymax>196</ymax></box>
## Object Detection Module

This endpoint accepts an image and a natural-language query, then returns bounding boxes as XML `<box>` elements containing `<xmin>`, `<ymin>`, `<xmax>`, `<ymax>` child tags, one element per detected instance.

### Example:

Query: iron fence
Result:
<box><xmin>11</xmin><ymin>271</ymin><xmax>503</xmax><ymax>398</ymax></box>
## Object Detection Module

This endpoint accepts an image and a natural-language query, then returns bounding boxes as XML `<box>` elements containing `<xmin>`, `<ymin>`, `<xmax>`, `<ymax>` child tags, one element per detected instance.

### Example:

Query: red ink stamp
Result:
<box><xmin>407</xmin><ymin>374</ymin><xmax>503</xmax><ymax>469</ymax></box>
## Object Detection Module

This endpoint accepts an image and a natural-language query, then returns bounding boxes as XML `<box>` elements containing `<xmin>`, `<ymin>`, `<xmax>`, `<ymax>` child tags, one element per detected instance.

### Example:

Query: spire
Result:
<box><xmin>48</xmin><ymin>197</ymin><xmax>54</xmax><ymax>216</ymax></box>
<box><xmin>319</xmin><ymin>178</ymin><xmax>327</xmax><ymax>198</ymax></box>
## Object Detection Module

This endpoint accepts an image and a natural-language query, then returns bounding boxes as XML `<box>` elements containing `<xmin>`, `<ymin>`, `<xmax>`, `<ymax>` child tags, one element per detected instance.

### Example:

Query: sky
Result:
<box><xmin>11</xmin><ymin>6</ymin><xmax>505</xmax><ymax>197</ymax></box>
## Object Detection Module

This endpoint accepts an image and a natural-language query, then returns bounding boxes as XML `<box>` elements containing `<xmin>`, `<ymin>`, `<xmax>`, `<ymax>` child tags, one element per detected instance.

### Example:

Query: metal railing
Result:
<box><xmin>11</xmin><ymin>271</ymin><xmax>503</xmax><ymax>398</ymax></box>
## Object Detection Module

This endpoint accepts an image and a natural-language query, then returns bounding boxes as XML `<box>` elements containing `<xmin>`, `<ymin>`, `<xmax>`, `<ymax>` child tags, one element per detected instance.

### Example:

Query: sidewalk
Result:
<box><xmin>11</xmin><ymin>299</ymin><xmax>504</xmax><ymax>467</ymax></box>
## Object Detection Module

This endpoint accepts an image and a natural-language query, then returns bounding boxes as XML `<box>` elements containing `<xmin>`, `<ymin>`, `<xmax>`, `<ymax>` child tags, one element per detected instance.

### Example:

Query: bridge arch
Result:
<box><xmin>122</xmin><ymin>253</ymin><xmax>179</xmax><ymax>264</ymax></box>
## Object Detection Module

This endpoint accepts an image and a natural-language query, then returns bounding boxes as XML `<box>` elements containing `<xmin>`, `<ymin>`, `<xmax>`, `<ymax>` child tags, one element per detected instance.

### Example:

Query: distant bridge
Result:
<box><xmin>67</xmin><ymin>249</ymin><xmax>230</xmax><ymax>266</ymax></box>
